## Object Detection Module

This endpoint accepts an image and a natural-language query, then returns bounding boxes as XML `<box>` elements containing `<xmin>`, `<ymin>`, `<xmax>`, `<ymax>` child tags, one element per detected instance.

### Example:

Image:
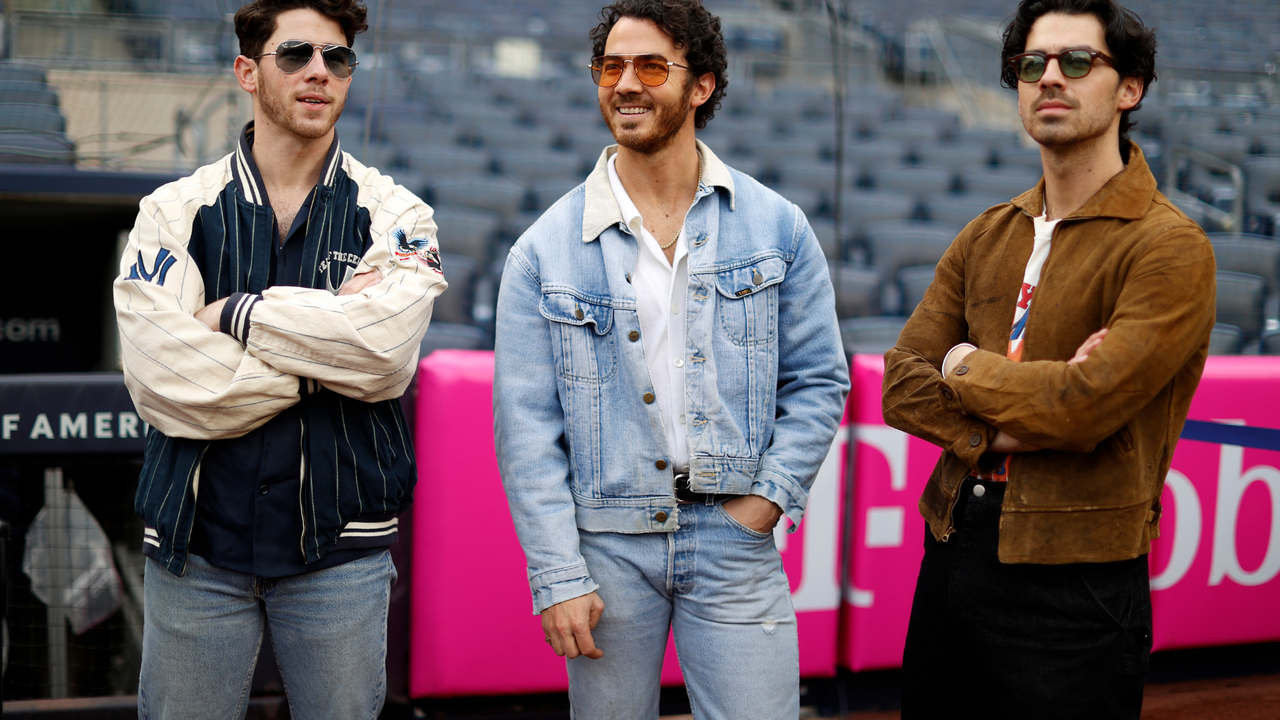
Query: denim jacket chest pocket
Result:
<box><xmin>540</xmin><ymin>291</ymin><xmax>617</xmax><ymax>383</ymax></box>
<box><xmin>712</xmin><ymin>257</ymin><xmax>787</xmax><ymax>346</ymax></box>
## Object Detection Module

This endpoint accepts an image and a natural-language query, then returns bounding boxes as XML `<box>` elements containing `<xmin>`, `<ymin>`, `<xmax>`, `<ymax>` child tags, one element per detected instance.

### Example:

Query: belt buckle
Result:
<box><xmin>673</xmin><ymin>471</ymin><xmax>702</xmax><ymax>503</ymax></box>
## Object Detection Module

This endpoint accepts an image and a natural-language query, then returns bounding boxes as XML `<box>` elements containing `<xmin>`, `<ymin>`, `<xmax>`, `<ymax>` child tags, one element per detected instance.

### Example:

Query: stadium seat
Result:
<box><xmin>1208</xmin><ymin>324</ymin><xmax>1244</xmax><ymax>355</ymax></box>
<box><xmin>839</xmin><ymin>190</ymin><xmax>917</xmax><ymax>239</ymax></box>
<box><xmin>378</xmin><ymin>119</ymin><xmax>455</xmax><ymax>148</ymax></box>
<box><xmin>402</xmin><ymin>144</ymin><xmax>490</xmax><ymax>176</ymax></box>
<box><xmin>873</xmin><ymin>167</ymin><xmax>954</xmax><ymax>200</ymax></box>
<box><xmin>873</xmin><ymin>119</ymin><xmax>948</xmax><ymax>150</ymax></box>
<box><xmin>839</xmin><ymin>316</ymin><xmax>907</xmax><ymax>357</ymax></box>
<box><xmin>0</xmin><ymin>61</ymin><xmax>47</xmax><ymax>85</ymax></box>
<box><xmin>863</xmin><ymin>220</ymin><xmax>959</xmax><ymax>282</ymax></box>
<box><xmin>419</xmin><ymin>322</ymin><xmax>488</xmax><ymax>358</ymax></box>
<box><xmin>900</xmin><ymin>106</ymin><xmax>961</xmax><ymax>139</ymax></box>
<box><xmin>830</xmin><ymin>263</ymin><xmax>882</xmax><ymax>318</ymax></box>
<box><xmin>809</xmin><ymin>219</ymin><xmax>841</xmax><ymax>260</ymax></box>
<box><xmin>431</xmin><ymin>206</ymin><xmax>502</xmax><ymax>265</ymax></box>
<box><xmin>1160</xmin><ymin>110</ymin><xmax>1222</xmax><ymax>148</ymax></box>
<box><xmin>431</xmin><ymin>175</ymin><xmax>529</xmax><ymax>221</ymax></box>
<box><xmin>0</xmin><ymin>81</ymin><xmax>58</xmax><ymax>106</ymax></box>
<box><xmin>776</xmin><ymin>161</ymin><xmax>842</xmax><ymax>197</ymax></box>
<box><xmin>0</xmin><ymin>103</ymin><xmax>65</xmax><ymax>133</ymax></box>
<box><xmin>771</xmin><ymin>185</ymin><xmax>823</xmax><ymax>219</ymax></box>
<box><xmin>1185</xmin><ymin>131</ymin><xmax>1250</xmax><ymax>166</ymax></box>
<box><xmin>1207</xmin><ymin>233</ymin><xmax>1280</xmax><ymax>294</ymax></box>
<box><xmin>530</xmin><ymin>177</ymin><xmax>582</xmax><ymax>212</ymax></box>
<box><xmin>754</xmin><ymin>137</ymin><xmax>824</xmax><ymax>170</ymax></box>
<box><xmin>924</xmin><ymin>193</ymin><xmax>1008</xmax><ymax>228</ymax></box>
<box><xmin>956</xmin><ymin>128</ymin><xmax>1021</xmax><ymax>164</ymax></box>
<box><xmin>1259</xmin><ymin>135</ymin><xmax>1280</xmax><ymax>156</ymax></box>
<box><xmin>1227</xmin><ymin>114</ymin><xmax>1280</xmax><ymax>147</ymax></box>
<box><xmin>997</xmin><ymin>147</ymin><xmax>1044</xmax><ymax>172</ymax></box>
<box><xmin>431</xmin><ymin>254</ymin><xmax>477</xmax><ymax>325</ymax></box>
<box><xmin>912</xmin><ymin>144</ymin><xmax>989</xmax><ymax>173</ymax></box>
<box><xmin>0</xmin><ymin>132</ymin><xmax>74</xmax><ymax>164</ymax></box>
<box><xmin>1215</xmin><ymin>271</ymin><xmax>1267</xmax><ymax>342</ymax></box>
<box><xmin>500</xmin><ymin>151</ymin><xmax>582</xmax><ymax>182</ymax></box>
<box><xmin>898</xmin><ymin>265</ymin><xmax>936</xmax><ymax>316</ymax></box>
<box><xmin>471</xmin><ymin>126</ymin><xmax>556</xmax><ymax>153</ymax></box>
<box><xmin>961</xmin><ymin>167</ymin><xmax>1042</xmax><ymax>199</ymax></box>
<box><xmin>847</xmin><ymin>139</ymin><xmax>909</xmax><ymax>179</ymax></box>
<box><xmin>1262</xmin><ymin>328</ymin><xmax>1280</xmax><ymax>355</ymax></box>
<box><xmin>1243</xmin><ymin>155</ymin><xmax>1280</xmax><ymax>222</ymax></box>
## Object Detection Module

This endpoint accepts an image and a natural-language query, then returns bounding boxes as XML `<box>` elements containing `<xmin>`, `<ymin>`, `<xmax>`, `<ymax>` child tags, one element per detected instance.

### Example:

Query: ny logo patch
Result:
<box><xmin>127</xmin><ymin>248</ymin><xmax>177</xmax><ymax>285</ymax></box>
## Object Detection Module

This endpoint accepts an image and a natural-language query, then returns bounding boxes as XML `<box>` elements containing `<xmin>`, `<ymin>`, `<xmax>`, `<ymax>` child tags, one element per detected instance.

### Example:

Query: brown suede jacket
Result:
<box><xmin>883</xmin><ymin>143</ymin><xmax>1216</xmax><ymax>564</ymax></box>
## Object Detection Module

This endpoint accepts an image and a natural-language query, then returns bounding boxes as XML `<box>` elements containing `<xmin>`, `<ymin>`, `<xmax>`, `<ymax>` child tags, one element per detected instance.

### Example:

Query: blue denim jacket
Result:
<box><xmin>494</xmin><ymin>142</ymin><xmax>849</xmax><ymax>613</ymax></box>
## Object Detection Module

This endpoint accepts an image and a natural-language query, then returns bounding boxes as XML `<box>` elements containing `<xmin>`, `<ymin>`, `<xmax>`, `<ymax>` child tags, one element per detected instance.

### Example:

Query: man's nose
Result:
<box><xmin>300</xmin><ymin>46</ymin><xmax>329</xmax><ymax>82</ymax></box>
<box><xmin>613</xmin><ymin>60</ymin><xmax>645</xmax><ymax>93</ymax></box>
<box><xmin>1038</xmin><ymin>57</ymin><xmax>1068</xmax><ymax>87</ymax></box>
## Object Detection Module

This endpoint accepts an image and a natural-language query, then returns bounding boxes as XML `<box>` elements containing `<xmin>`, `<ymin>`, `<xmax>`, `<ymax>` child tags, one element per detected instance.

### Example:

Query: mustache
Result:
<box><xmin>1034</xmin><ymin>89</ymin><xmax>1076</xmax><ymax>110</ymax></box>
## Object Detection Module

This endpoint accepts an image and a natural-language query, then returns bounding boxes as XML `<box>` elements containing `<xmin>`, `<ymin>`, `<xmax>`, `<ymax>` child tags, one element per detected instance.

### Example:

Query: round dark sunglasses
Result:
<box><xmin>256</xmin><ymin>40</ymin><xmax>358</xmax><ymax>79</ymax></box>
<box><xmin>1009</xmin><ymin>48</ymin><xmax>1114</xmax><ymax>83</ymax></box>
<box><xmin>589</xmin><ymin>54</ymin><xmax>690</xmax><ymax>88</ymax></box>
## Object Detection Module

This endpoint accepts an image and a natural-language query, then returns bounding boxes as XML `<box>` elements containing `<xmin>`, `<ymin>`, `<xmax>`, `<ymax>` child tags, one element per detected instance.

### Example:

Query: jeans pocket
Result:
<box><xmin>714</xmin><ymin>501</ymin><xmax>775</xmax><ymax>540</ymax></box>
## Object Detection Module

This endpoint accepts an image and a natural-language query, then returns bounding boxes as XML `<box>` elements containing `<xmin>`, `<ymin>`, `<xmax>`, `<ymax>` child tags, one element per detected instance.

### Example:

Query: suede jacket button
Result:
<box><xmin>942</xmin><ymin>388</ymin><xmax>954</xmax><ymax>400</ymax></box>
<box><xmin>956</xmin><ymin>365</ymin><xmax>969</xmax><ymax>376</ymax></box>
<box><xmin>969</xmin><ymin>433</ymin><xmax>982</xmax><ymax>447</ymax></box>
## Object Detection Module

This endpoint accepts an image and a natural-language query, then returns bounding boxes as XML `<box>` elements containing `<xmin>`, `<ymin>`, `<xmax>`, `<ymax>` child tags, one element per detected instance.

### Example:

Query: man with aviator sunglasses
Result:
<box><xmin>114</xmin><ymin>1</ymin><xmax>445</xmax><ymax>717</ymax></box>
<box><xmin>494</xmin><ymin>0</ymin><xmax>847</xmax><ymax>716</ymax></box>
<box><xmin>884</xmin><ymin>1</ymin><xmax>1215</xmax><ymax>717</ymax></box>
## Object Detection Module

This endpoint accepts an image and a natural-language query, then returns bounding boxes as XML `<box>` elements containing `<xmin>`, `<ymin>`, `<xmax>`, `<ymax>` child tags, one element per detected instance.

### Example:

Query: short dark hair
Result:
<box><xmin>1000</xmin><ymin>0</ymin><xmax>1157</xmax><ymax>158</ymax></box>
<box><xmin>235</xmin><ymin>0</ymin><xmax>369</xmax><ymax>59</ymax></box>
<box><xmin>590</xmin><ymin>0</ymin><xmax>728</xmax><ymax>129</ymax></box>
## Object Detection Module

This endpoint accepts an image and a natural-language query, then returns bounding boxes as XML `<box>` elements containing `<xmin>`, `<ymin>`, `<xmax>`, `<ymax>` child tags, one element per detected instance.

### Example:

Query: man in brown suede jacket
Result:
<box><xmin>883</xmin><ymin>1</ymin><xmax>1215</xmax><ymax>717</ymax></box>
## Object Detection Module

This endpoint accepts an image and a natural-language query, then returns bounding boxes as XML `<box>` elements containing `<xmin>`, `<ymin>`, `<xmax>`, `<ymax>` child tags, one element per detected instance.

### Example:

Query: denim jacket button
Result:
<box><xmin>656</xmin><ymin>459</ymin><xmax>667</xmax><ymax>470</ymax></box>
<box><xmin>628</xmin><ymin>330</ymin><xmax>640</xmax><ymax>341</ymax></box>
<box><xmin>655</xmin><ymin>511</ymin><xmax>668</xmax><ymax>523</ymax></box>
<box><xmin>643</xmin><ymin>392</ymin><xmax>655</xmax><ymax>404</ymax></box>
<box><xmin>574</xmin><ymin>308</ymin><xmax>584</xmax><ymax>320</ymax></box>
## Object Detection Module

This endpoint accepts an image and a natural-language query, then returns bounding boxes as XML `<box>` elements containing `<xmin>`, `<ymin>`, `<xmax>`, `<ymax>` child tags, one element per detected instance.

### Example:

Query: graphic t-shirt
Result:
<box><xmin>982</xmin><ymin>212</ymin><xmax>1059</xmax><ymax>482</ymax></box>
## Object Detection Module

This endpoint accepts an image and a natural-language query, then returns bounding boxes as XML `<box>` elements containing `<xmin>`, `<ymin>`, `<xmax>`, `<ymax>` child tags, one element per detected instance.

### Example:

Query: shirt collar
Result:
<box><xmin>1010</xmin><ymin>141</ymin><xmax>1157</xmax><ymax>222</ymax></box>
<box><xmin>232</xmin><ymin>121</ymin><xmax>344</xmax><ymax>206</ymax></box>
<box><xmin>581</xmin><ymin>138</ymin><xmax>735</xmax><ymax>244</ymax></box>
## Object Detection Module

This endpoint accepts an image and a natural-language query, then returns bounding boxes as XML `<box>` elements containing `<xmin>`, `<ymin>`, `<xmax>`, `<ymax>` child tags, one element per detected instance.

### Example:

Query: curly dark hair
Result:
<box><xmin>590</xmin><ymin>0</ymin><xmax>728</xmax><ymax>129</ymax></box>
<box><xmin>235</xmin><ymin>0</ymin><xmax>369</xmax><ymax>59</ymax></box>
<box><xmin>1000</xmin><ymin>0</ymin><xmax>1157</xmax><ymax>160</ymax></box>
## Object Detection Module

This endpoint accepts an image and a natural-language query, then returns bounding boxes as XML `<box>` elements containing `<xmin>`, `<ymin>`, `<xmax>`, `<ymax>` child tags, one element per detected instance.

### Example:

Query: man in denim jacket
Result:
<box><xmin>493</xmin><ymin>0</ymin><xmax>847</xmax><ymax>715</ymax></box>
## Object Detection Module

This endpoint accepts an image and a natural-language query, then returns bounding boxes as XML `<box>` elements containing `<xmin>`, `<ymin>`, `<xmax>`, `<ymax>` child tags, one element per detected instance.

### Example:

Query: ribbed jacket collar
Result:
<box><xmin>231</xmin><ymin>121</ymin><xmax>344</xmax><ymax>206</ymax></box>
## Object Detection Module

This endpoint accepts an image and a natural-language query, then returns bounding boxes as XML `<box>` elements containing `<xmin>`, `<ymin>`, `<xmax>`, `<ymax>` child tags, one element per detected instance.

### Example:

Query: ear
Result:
<box><xmin>234</xmin><ymin>55</ymin><xmax>259</xmax><ymax>94</ymax></box>
<box><xmin>688</xmin><ymin>71</ymin><xmax>716</xmax><ymax>110</ymax></box>
<box><xmin>1116</xmin><ymin>74</ymin><xmax>1142</xmax><ymax>111</ymax></box>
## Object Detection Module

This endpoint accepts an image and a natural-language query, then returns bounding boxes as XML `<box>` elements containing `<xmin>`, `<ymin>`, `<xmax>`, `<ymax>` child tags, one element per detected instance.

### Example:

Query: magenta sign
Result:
<box><xmin>837</xmin><ymin>355</ymin><xmax>1280</xmax><ymax>672</ymax></box>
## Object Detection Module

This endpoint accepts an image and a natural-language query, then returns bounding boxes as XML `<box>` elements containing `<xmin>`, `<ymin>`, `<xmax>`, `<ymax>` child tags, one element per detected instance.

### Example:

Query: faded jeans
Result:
<box><xmin>139</xmin><ymin>550</ymin><xmax>395</xmax><ymax>720</ymax></box>
<box><xmin>568</xmin><ymin>498</ymin><xmax>799</xmax><ymax>720</ymax></box>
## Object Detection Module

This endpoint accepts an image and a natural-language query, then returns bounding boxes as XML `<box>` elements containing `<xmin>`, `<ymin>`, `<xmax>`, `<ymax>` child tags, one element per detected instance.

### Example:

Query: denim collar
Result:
<box><xmin>232</xmin><ymin>121</ymin><xmax>344</xmax><ymax>206</ymax></box>
<box><xmin>581</xmin><ymin>138</ymin><xmax>735</xmax><ymax>244</ymax></box>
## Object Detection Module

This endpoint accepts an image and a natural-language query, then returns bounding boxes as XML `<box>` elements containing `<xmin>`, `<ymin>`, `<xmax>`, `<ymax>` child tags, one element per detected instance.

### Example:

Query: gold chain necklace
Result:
<box><xmin>658</xmin><ymin>151</ymin><xmax>704</xmax><ymax>251</ymax></box>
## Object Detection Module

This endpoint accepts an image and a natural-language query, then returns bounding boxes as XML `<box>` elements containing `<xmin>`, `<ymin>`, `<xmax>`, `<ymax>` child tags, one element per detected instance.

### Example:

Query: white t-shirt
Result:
<box><xmin>1009</xmin><ymin>213</ymin><xmax>1060</xmax><ymax>361</ymax></box>
<box><xmin>607</xmin><ymin>153</ymin><xmax>691</xmax><ymax>471</ymax></box>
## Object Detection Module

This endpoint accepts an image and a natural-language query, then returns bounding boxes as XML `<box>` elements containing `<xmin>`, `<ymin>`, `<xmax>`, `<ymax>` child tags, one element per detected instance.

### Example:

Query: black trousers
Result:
<box><xmin>901</xmin><ymin>478</ymin><xmax>1152</xmax><ymax>720</ymax></box>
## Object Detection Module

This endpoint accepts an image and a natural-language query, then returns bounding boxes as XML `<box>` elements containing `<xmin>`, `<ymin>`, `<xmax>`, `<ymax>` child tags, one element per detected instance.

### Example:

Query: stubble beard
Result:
<box><xmin>601</xmin><ymin>80</ymin><xmax>695</xmax><ymax>155</ymax></box>
<box><xmin>258</xmin><ymin>70</ymin><xmax>343</xmax><ymax>140</ymax></box>
<box><xmin>1023</xmin><ymin>89</ymin><xmax>1116</xmax><ymax>150</ymax></box>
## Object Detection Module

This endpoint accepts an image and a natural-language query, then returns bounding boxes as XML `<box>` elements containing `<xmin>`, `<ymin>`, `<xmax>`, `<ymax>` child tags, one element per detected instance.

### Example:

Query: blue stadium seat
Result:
<box><xmin>873</xmin><ymin>167</ymin><xmax>954</xmax><ymax>200</ymax></box>
<box><xmin>924</xmin><ymin>193</ymin><xmax>1009</xmax><ymax>228</ymax></box>
<box><xmin>0</xmin><ymin>103</ymin><xmax>64</xmax><ymax>134</ymax></box>
<box><xmin>1208</xmin><ymin>323</ymin><xmax>1244</xmax><ymax>355</ymax></box>
<box><xmin>830</xmin><ymin>263</ymin><xmax>882</xmax><ymax>318</ymax></box>
<box><xmin>1215</xmin><ymin>271</ymin><xmax>1267</xmax><ymax>342</ymax></box>
<box><xmin>431</xmin><ymin>206</ymin><xmax>502</xmax><ymax>265</ymax></box>
<box><xmin>430</xmin><ymin>175</ymin><xmax>529</xmax><ymax>221</ymax></box>
<box><xmin>0</xmin><ymin>131</ymin><xmax>74</xmax><ymax>165</ymax></box>
<box><xmin>897</xmin><ymin>265</ymin><xmax>937</xmax><ymax>317</ymax></box>
<box><xmin>839</xmin><ymin>316</ymin><xmax>907</xmax><ymax>356</ymax></box>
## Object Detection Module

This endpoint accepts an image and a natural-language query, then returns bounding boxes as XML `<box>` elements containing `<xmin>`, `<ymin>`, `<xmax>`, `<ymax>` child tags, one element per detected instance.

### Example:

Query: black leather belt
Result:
<box><xmin>674</xmin><ymin>471</ymin><xmax>713</xmax><ymax>504</ymax></box>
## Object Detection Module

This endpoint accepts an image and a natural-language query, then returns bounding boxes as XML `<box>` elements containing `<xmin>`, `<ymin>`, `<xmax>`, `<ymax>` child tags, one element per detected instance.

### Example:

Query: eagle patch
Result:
<box><xmin>392</xmin><ymin>227</ymin><xmax>443</xmax><ymax>272</ymax></box>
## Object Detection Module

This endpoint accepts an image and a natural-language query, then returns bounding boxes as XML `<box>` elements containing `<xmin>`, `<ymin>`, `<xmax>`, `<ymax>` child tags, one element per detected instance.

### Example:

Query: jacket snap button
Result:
<box><xmin>643</xmin><ymin>392</ymin><xmax>655</xmax><ymax>404</ymax></box>
<box><xmin>956</xmin><ymin>365</ymin><xmax>969</xmax><ymax>376</ymax></box>
<box><xmin>655</xmin><ymin>511</ymin><xmax>668</xmax><ymax>523</ymax></box>
<box><xmin>752</xmin><ymin>270</ymin><xmax>763</xmax><ymax>285</ymax></box>
<box><xmin>973</xmin><ymin>484</ymin><xmax>986</xmax><ymax>498</ymax></box>
<box><xmin>574</xmin><ymin>308</ymin><xmax>584</xmax><ymax>320</ymax></box>
<box><xmin>969</xmin><ymin>433</ymin><xmax>982</xmax><ymax>447</ymax></box>
<box><xmin>656</xmin><ymin>459</ymin><xmax>667</xmax><ymax>470</ymax></box>
<box><xmin>942</xmin><ymin>388</ymin><xmax>954</xmax><ymax>400</ymax></box>
<box><xmin>628</xmin><ymin>330</ymin><xmax>640</xmax><ymax>341</ymax></box>
<box><xmin>259</xmin><ymin>484</ymin><xmax>269</xmax><ymax>495</ymax></box>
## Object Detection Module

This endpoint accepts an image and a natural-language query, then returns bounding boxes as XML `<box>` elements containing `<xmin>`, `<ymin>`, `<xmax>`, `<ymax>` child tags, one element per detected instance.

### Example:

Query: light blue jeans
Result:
<box><xmin>568</xmin><ymin>499</ymin><xmax>799</xmax><ymax>720</ymax></box>
<box><xmin>139</xmin><ymin>550</ymin><xmax>395</xmax><ymax>720</ymax></box>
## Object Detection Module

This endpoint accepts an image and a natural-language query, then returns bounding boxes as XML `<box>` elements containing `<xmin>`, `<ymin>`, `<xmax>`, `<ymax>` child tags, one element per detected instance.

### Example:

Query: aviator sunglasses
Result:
<box><xmin>255</xmin><ymin>40</ymin><xmax>358</xmax><ymax>78</ymax></box>
<box><xmin>1008</xmin><ymin>48</ymin><xmax>1114</xmax><ymax>83</ymax></box>
<box><xmin>590</xmin><ymin>54</ymin><xmax>690</xmax><ymax>87</ymax></box>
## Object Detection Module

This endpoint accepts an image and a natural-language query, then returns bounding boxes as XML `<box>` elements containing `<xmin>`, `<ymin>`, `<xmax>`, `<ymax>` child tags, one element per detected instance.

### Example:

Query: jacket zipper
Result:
<box><xmin>298</xmin><ymin>414</ymin><xmax>309</xmax><ymax>563</ymax></box>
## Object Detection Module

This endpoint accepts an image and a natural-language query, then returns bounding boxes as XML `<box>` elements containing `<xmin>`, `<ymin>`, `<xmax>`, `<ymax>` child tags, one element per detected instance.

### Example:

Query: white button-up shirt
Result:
<box><xmin>607</xmin><ymin>153</ymin><xmax>690</xmax><ymax>471</ymax></box>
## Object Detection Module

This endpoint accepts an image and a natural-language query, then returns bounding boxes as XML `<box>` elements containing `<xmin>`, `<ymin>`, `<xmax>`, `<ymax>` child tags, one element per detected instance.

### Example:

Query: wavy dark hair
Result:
<box><xmin>590</xmin><ymin>0</ymin><xmax>728</xmax><ymax>129</ymax></box>
<box><xmin>235</xmin><ymin>0</ymin><xmax>369</xmax><ymax>59</ymax></box>
<box><xmin>1001</xmin><ymin>0</ymin><xmax>1157</xmax><ymax>159</ymax></box>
